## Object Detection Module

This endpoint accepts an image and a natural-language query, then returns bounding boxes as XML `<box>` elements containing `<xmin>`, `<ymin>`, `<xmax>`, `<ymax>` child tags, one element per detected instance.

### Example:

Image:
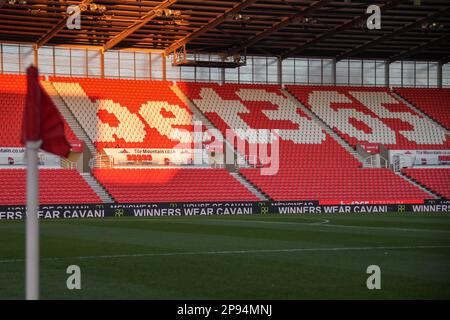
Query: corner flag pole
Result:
<box><xmin>23</xmin><ymin>65</ymin><xmax>71</xmax><ymax>300</ymax></box>
<box><xmin>26</xmin><ymin>140</ymin><xmax>41</xmax><ymax>300</ymax></box>
<box><xmin>23</xmin><ymin>65</ymin><xmax>42</xmax><ymax>300</ymax></box>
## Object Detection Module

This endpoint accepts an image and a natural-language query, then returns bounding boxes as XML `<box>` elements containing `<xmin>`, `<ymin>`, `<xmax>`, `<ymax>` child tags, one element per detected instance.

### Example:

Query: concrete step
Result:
<box><xmin>230</xmin><ymin>172</ymin><xmax>269</xmax><ymax>201</ymax></box>
<box><xmin>80</xmin><ymin>172</ymin><xmax>114</xmax><ymax>203</ymax></box>
<box><xmin>281</xmin><ymin>89</ymin><xmax>369</xmax><ymax>166</ymax></box>
<box><xmin>42</xmin><ymin>81</ymin><xmax>97</xmax><ymax>155</ymax></box>
<box><xmin>395</xmin><ymin>172</ymin><xmax>439</xmax><ymax>199</ymax></box>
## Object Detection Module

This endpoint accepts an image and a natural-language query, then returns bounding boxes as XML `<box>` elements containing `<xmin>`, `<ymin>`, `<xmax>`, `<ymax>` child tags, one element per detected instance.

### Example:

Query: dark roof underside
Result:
<box><xmin>0</xmin><ymin>0</ymin><xmax>449</xmax><ymax>62</ymax></box>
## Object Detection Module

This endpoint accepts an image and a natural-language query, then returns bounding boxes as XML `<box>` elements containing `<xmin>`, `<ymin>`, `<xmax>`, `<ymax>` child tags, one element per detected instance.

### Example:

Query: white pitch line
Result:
<box><xmin>40</xmin><ymin>216</ymin><xmax>450</xmax><ymax>233</ymax></box>
<box><xmin>320</xmin><ymin>223</ymin><xmax>450</xmax><ymax>233</ymax></box>
<box><xmin>310</xmin><ymin>219</ymin><xmax>330</xmax><ymax>225</ymax></box>
<box><xmin>89</xmin><ymin>217</ymin><xmax>331</xmax><ymax>227</ymax></box>
<box><xmin>203</xmin><ymin>218</ymin><xmax>330</xmax><ymax>226</ymax></box>
<box><xmin>1</xmin><ymin>245</ymin><xmax>450</xmax><ymax>264</ymax></box>
<box><xmin>199</xmin><ymin>218</ymin><xmax>450</xmax><ymax>233</ymax></box>
<box><xmin>87</xmin><ymin>216</ymin><xmax>450</xmax><ymax>233</ymax></box>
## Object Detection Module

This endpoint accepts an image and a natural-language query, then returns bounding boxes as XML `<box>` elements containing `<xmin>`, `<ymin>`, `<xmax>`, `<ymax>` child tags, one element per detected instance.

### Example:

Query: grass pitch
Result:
<box><xmin>1</xmin><ymin>213</ymin><xmax>450</xmax><ymax>299</ymax></box>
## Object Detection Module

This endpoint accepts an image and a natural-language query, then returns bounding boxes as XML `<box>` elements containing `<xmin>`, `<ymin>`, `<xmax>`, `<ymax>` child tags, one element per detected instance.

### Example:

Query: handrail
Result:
<box><xmin>363</xmin><ymin>154</ymin><xmax>388</xmax><ymax>168</ymax></box>
<box><xmin>89</xmin><ymin>154</ymin><xmax>113</xmax><ymax>169</ymax></box>
<box><xmin>60</xmin><ymin>158</ymin><xmax>77</xmax><ymax>169</ymax></box>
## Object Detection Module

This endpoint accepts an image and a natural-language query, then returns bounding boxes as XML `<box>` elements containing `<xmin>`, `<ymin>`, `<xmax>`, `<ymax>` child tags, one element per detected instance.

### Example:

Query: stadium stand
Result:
<box><xmin>401</xmin><ymin>168</ymin><xmax>450</xmax><ymax>199</ymax></box>
<box><xmin>2</xmin><ymin>75</ymin><xmax>440</xmax><ymax>204</ymax></box>
<box><xmin>0</xmin><ymin>74</ymin><xmax>81</xmax><ymax>148</ymax></box>
<box><xmin>93</xmin><ymin>168</ymin><xmax>259</xmax><ymax>202</ymax></box>
<box><xmin>240</xmin><ymin>167</ymin><xmax>430</xmax><ymax>203</ymax></box>
<box><xmin>286</xmin><ymin>85</ymin><xmax>450</xmax><ymax>150</ymax></box>
<box><xmin>394</xmin><ymin>88</ymin><xmax>450</xmax><ymax>130</ymax></box>
<box><xmin>49</xmin><ymin>77</ymin><xmax>201</xmax><ymax>152</ymax></box>
<box><xmin>0</xmin><ymin>169</ymin><xmax>101</xmax><ymax>205</ymax></box>
<box><xmin>178</xmin><ymin>83</ymin><xmax>433</xmax><ymax>203</ymax></box>
<box><xmin>0</xmin><ymin>74</ymin><xmax>106</xmax><ymax>205</ymax></box>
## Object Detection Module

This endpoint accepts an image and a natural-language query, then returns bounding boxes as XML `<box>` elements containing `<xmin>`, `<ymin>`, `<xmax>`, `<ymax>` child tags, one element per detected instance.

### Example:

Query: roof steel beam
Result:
<box><xmin>165</xmin><ymin>0</ymin><xmax>258</xmax><ymax>55</ymax></box>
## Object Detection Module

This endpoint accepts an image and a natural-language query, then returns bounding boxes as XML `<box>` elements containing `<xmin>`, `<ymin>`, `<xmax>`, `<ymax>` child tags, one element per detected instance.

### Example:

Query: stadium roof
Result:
<box><xmin>0</xmin><ymin>0</ymin><xmax>449</xmax><ymax>62</ymax></box>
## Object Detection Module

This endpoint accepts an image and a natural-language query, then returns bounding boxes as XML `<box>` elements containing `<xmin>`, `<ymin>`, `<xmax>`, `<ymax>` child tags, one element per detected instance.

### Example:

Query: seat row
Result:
<box><xmin>0</xmin><ymin>169</ymin><xmax>101</xmax><ymax>205</ymax></box>
<box><xmin>93</xmin><ymin>168</ymin><xmax>259</xmax><ymax>202</ymax></box>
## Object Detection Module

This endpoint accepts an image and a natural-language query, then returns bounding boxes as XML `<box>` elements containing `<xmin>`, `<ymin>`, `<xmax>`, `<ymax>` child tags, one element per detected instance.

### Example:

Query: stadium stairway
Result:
<box><xmin>42</xmin><ymin>81</ymin><xmax>97</xmax><ymax>155</ymax></box>
<box><xmin>171</xmin><ymin>84</ymin><xmax>248</xmax><ymax>166</ymax></box>
<box><xmin>281</xmin><ymin>88</ymin><xmax>369</xmax><ymax>167</ymax></box>
<box><xmin>229</xmin><ymin>172</ymin><xmax>269</xmax><ymax>201</ymax></box>
<box><xmin>80</xmin><ymin>172</ymin><xmax>114</xmax><ymax>203</ymax></box>
<box><xmin>390</xmin><ymin>91</ymin><xmax>450</xmax><ymax>135</ymax></box>
<box><xmin>395</xmin><ymin>172</ymin><xmax>439</xmax><ymax>199</ymax></box>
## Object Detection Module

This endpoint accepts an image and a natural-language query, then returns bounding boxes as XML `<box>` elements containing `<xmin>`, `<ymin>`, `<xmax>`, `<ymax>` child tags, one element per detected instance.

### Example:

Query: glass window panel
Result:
<box><xmin>54</xmin><ymin>47</ymin><xmax>70</xmax><ymax>76</ymax></box>
<box><xmin>402</xmin><ymin>61</ymin><xmax>415</xmax><ymax>87</ymax></box>
<box><xmin>282</xmin><ymin>58</ymin><xmax>295</xmax><ymax>84</ymax></box>
<box><xmin>38</xmin><ymin>47</ymin><xmax>54</xmax><ymax>76</ymax></box>
<box><xmin>322</xmin><ymin>59</ymin><xmax>333</xmax><ymax>85</ymax></box>
<box><xmin>19</xmin><ymin>45</ymin><xmax>34</xmax><ymax>73</ymax></box>
<box><xmin>105</xmin><ymin>51</ymin><xmax>119</xmax><ymax>78</ymax></box>
<box><xmin>389</xmin><ymin>61</ymin><xmax>402</xmax><ymax>86</ymax></box>
<box><xmin>295</xmin><ymin>59</ymin><xmax>308</xmax><ymax>84</ymax></box>
<box><xmin>135</xmin><ymin>52</ymin><xmax>150</xmax><ymax>79</ymax></box>
<box><xmin>267</xmin><ymin>57</ymin><xmax>278</xmax><ymax>84</ymax></box>
<box><xmin>336</xmin><ymin>60</ymin><xmax>349</xmax><ymax>85</ymax></box>
<box><xmin>3</xmin><ymin>44</ymin><xmax>20</xmax><ymax>74</ymax></box>
<box><xmin>87</xmin><ymin>50</ymin><xmax>101</xmax><ymax>77</ymax></box>
<box><xmin>151</xmin><ymin>53</ymin><xmax>162</xmax><ymax>80</ymax></box>
<box><xmin>349</xmin><ymin>60</ymin><xmax>362</xmax><ymax>85</ymax></box>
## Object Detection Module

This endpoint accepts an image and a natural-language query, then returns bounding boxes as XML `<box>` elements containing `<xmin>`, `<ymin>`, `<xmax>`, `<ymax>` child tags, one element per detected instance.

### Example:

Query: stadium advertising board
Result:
<box><xmin>0</xmin><ymin>200</ymin><xmax>449</xmax><ymax>220</ymax></box>
<box><xmin>358</xmin><ymin>142</ymin><xmax>380</xmax><ymax>154</ymax></box>
<box><xmin>103</xmin><ymin>148</ymin><xmax>196</xmax><ymax>165</ymax></box>
<box><xmin>0</xmin><ymin>148</ymin><xmax>61</xmax><ymax>167</ymax></box>
<box><xmin>389</xmin><ymin>149</ymin><xmax>450</xmax><ymax>167</ymax></box>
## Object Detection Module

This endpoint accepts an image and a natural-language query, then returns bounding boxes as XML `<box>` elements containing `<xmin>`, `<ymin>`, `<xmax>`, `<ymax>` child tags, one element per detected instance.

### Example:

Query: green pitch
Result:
<box><xmin>1</xmin><ymin>213</ymin><xmax>450</xmax><ymax>299</ymax></box>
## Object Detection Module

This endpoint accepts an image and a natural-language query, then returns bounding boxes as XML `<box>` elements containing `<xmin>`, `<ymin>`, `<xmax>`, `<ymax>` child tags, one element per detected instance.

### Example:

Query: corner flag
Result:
<box><xmin>22</xmin><ymin>66</ymin><xmax>70</xmax><ymax>157</ymax></box>
<box><xmin>22</xmin><ymin>66</ymin><xmax>70</xmax><ymax>300</ymax></box>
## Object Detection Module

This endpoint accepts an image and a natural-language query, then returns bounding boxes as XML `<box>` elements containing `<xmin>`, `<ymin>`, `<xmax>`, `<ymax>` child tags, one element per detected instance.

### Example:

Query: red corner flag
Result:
<box><xmin>21</xmin><ymin>66</ymin><xmax>70</xmax><ymax>158</ymax></box>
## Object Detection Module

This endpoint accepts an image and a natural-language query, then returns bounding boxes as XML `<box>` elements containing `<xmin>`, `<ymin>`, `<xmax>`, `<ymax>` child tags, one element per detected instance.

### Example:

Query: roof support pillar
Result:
<box><xmin>385</xmin><ymin>60</ymin><xmax>390</xmax><ymax>88</ymax></box>
<box><xmin>437</xmin><ymin>62</ymin><xmax>443</xmax><ymax>88</ymax></box>
<box><xmin>33</xmin><ymin>44</ymin><xmax>38</xmax><ymax>68</ymax></box>
<box><xmin>221</xmin><ymin>57</ymin><xmax>226</xmax><ymax>84</ymax></box>
<box><xmin>277</xmin><ymin>57</ymin><xmax>282</xmax><ymax>86</ymax></box>
<box><xmin>162</xmin><ymin>53</ymin><xmax>167</xmax><ymax>81</ymax></box>
<box><xmin>331</xmin><ymin>58</ymin><xmax>336</xmax><ymax>85</ymax></box>
<box><xmin>100</xmin><ymin>50</ymin><xmax>105</xmax><ymax>78</ymax></box>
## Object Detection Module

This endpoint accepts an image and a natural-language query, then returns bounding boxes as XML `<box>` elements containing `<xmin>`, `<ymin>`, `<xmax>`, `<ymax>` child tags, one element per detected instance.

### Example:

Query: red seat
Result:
<box><xmin>402</xmin><ymin>168</ymin><xmax>450</xmax><ymax>199</ymax></box>
<box><xmin>93</xmin><ymin>168</ymin><xmax>258</xmax><ymax>203</ymax></box>
<box><xmin>394</xmin><ymin>88</ymin><xmax>450</xmax><ymax>130</ymax></box>
<box><xmin>179</xmin><ymin>82</ymin><xmax>433</xmax><ymax>203</ymax></box>
<box><xmin>0</xmin><ymin>74</ymin><xmax>82</xmax><ymax>149</ymax></box>
<box><xmin>0</xmin><ymin>169</ymin><xmax>101</xmax><ymax>205</ymax></box>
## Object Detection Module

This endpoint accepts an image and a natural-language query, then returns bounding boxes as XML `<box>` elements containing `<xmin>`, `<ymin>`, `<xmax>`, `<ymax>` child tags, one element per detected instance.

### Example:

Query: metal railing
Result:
<box><xmin>60</xmin><ymin>158</ymin><xmax>77</xmax><ymax>169</ymax></box>
<box><xmin>392</xmin><ymin>157</ymin><xmax>401</xmax><ymax>172</ymax></box>
<box><xmin>89</xmin><ymin>154</ymin><xmax>113</xmax><ymax>169</ymax></box>
<box><xmin>363</xmin><ymin>154</ymin><xmax>388</xmax><ymax>168</ymax></box>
